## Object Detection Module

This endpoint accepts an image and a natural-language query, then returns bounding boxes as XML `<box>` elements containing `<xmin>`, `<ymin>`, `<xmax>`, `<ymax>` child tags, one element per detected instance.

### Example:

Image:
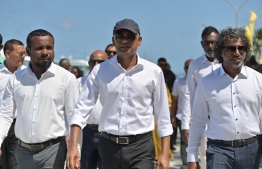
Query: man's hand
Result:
<box><xmin>182</xmin><ymin>129</ymin><xmax>189</xmax><ymax>143</ymax></box>
<box><xmin>156</xmin><ymin>153</ymin><xmax>169</xmax><ymax>169</ymax></box>
<box><xmin>171</xmin><ymin>115</ymin><xmax>177</xmax><ymax>127</ymax></box>
<box><xmin>66</xmin><ymin>125</ymin><xmax>81</xmax><ymax>169</ymax></box>
<box><xmin>188</xmin><ymin>162</ymin><xmax>200</xmax><ymax>169</ymax></box>
<box><xmin>0</xmin><ymin>148</ymin><xmax>2</xmax><ymax>157</ymax></box>
<box><xmin>66</xmin><ymin>145</ymin><xmax>80</xmax><ymax>169</ymax></box>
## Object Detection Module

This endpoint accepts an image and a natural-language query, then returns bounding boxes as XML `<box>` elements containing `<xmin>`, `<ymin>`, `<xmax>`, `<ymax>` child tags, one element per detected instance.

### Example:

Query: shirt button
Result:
<box><xmin>233</xmin><ymin>93</ymin><xmax>235</xmax><ymax>95</ymax></box>
<box><xmin>235</xmin><ymin>119</ymin><xmax>238</xmax><ymax>121</ymax></box>
<box><xmin>234</xmin><ymin>106</ymin><xmax>236</xmax><ymax>108</ymax></box>
<box><xmin>237</xmin><ymin>132</ymin><xmax>239</xmax><ymax>134</ymax></box>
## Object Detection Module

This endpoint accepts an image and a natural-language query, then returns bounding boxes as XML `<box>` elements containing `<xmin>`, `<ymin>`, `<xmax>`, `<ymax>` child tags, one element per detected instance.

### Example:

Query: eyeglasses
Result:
<box><xmin>114</xmin><ymin>34</ymin><xmax>137</xmax><ymax>42</ymax></box>
<box><xmin>88</xmin><ymin>59</ymin><xmax>105</xmax><ymax>65</ymax></box>
<box><xmin>105</xmin><ymin>50</ymin><xmax>117</xmax><ymax>55</ymax></box>
<box><xmin>17</xmin><ymin>52</ymin><xmax>26</xmax><ymax>57</ymax></box>
<box><xmin>222</xmin><ymin>46</ymin><xmax>245</xmax><ymax>53</ymax></box>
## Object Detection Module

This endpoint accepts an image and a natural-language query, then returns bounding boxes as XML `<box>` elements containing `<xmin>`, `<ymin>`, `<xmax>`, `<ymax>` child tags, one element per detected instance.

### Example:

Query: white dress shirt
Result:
<box><xmin>0</xmin><ymin>63</ymin><xmax>26</xmax><ymax>118</ymax></box>
<box><xmin>171</xmin><ymin>75</ymin><xmax>186</xmax><ymax>120</ymax></box>
<box><xmin>71</xmin><ymin>54</ymin><xmax>173</xmax><ymax>137</ymax></box>
<box><xmin>187</xmin><ymin>66</ymin><xmax>262</xmax><ymax>162</ymax></box>
<box><xmin>181</xmin><ymin>55</ymin><xmax>220</xmax><ymax>129</ymax></box>
<box><xmin>78</xmin><ymin>75</ymin><xmax>102</xmax><ymax>125</ymax></box>
<box><xmin>0</xmin><ymin>63</ymin><xmax>79</xmax><ymax>145</ymax></box>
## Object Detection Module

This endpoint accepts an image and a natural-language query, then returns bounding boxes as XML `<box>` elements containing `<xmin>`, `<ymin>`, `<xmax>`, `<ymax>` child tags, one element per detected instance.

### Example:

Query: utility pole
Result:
<box><xmin>225</xmin><ymin>0</ymin><xmax>250</xmax><ymax>27</ymax></box>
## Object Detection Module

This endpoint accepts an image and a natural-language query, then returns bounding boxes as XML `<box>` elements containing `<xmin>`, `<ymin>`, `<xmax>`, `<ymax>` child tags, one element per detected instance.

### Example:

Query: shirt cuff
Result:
<box><xmin>187</xmin><ymin>151</ymin><xmax>199</xmax><ymax>162</ymax></box>
<box><xmin>181</xmin><ymin>122</ymin><xmax>190</xmax><ymax>130</ymax></box>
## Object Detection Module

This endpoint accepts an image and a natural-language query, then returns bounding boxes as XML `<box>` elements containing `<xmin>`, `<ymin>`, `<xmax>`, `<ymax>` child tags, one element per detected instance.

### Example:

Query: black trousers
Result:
<box><xmin>98</xmin><ymin>135</ymin><xmax>155</xmax><ymax>169</ymax></box>
<box><xmin>1</xmin><ymin>120</ymin><xmax>18</xmax><ymax>169</ymax></box>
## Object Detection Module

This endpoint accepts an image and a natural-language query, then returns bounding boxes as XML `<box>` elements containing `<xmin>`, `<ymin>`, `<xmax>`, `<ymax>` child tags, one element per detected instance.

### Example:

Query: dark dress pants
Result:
<box><xmin>98</xmin><ymin>134</ymin><xmax>155</xmax><ymax>169</ymax></box>
<box><xmin>81</xmin><ymin>126</ymin><xmax>103</xmax><ymax>169</ymax></box>
<box><xmin>207</xmin><ymin>139</ymin><xmax>261</xmax><ymax>169</ymax></box>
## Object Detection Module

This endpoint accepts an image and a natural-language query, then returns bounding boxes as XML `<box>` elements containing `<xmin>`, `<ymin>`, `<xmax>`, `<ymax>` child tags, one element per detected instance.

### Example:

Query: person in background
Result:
<box><xmin>157</xmin><ymin>57</ymin><xmax>176</xmax><ymax>151</ymax></box>
<box><xmin>78</xmin><ymin>50</ymin><xmax>108</xmax><ymax>169</ymax></box>
<box><xmin>0</xmin><ymin>29</ymin><xmax>79</xmax><ymax>168</ymax></box>
<box><xmin>170</xmin><ymin>59</ymin><xmax>192</xmax><ymax>169</ymax></box>
<box><xmin>255</xmin><ymin>64</ymin><xmax>262</xmax><ymax>73</ymax></box>
<box><xmin>59</xmin><ymin>58</ymin><xmax>71</xmax><ymax>71</ymax></box>
<box><xmin>71</xmin><ymin>66</ymin><xmax>83</xmax><ymax>79</ymax></box>
<box><xmin>0</xmin><ymin>34</ymin><xmax>4</xmax><ymax>64</ymax></box>
<box><xmin>67</xmin><ymin>18</ymin><xmax>173</xmax><ymax>169</ymax></box>
<box><xmin>245</xmin><ymin>55</ymin><xmax>258</xmax><ymax>69</ymax></box>
<box><xmin>181</xmin><ymin>26</ymin><xmax>220</xmax><ymax>169</ymax></box>
<box><xmin>104</xmin><ymin>44</ymin><xmax>116</xmax><ymax>59</ymax></box>
<box><xmin>188</xmin><ymin>27</ymin><xmax>262</xmax><ymax>169</ymax></box>
<box><xmin>0</xmin><ymin>39</ymin><xmax>26</xmax><ymax>169</ymax></box>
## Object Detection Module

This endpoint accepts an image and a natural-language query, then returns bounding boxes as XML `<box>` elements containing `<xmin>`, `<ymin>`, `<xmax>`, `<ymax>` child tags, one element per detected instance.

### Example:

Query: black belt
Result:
<box><xmin>208</xmin><ymin>136</ymin><xmax>258</xmax><ymax>147</ymax></box>
<box><xmin>18</xmin><ymin>136</ymin><xmax>64</xmax><ymax>151</ymax></box>
<box><xmin>101</xmin><ymin>131</ymin><xmax>151</xmax><ymax>144</ymax></box>
<box><xmin>85</xmin><ymin>124</ymin><xmax>99</xmax><ymax>130</ymax></box>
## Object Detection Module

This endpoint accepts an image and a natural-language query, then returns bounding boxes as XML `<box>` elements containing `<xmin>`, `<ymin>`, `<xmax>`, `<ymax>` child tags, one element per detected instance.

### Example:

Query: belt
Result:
<box><xmin>208</xmin><ymin>136</ymin><xmax>258</xmax><ymax>147</ymax></box>
<box><xmin>85</xmin><ymin>124</ymin><xmax>99</xmax><ymax>130</ymax></box>
<box><xmin>101</xmin><ymin>131</ymin><xmax>151</xmax><ymax>144</ymax></box>
<box><xmin>18</xmin><ymin>136</ymin><xmax>64</xmax><ymax>151</ymax></box>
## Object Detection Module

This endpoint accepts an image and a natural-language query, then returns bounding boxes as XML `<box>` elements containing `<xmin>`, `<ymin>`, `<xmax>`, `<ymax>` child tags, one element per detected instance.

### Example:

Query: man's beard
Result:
<box><xmin>206</xmin><ymin>52</ymin><xmax>214</xmax><ymax>58</ymax></box>
<box><xmin>35</xmin><ymin>60</ymin><xmax>52</xmax><ymax>71</ymax></box>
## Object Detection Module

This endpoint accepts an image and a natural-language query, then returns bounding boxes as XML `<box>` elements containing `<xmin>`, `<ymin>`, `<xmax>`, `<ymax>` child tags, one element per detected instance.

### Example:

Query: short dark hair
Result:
<box><xmin>157</xmin><ymin>57</ymin><xmax>167</xmax><ymax>63</ymax></box>
<box><xmin>201</xmin><ymin>26</ymin><xmax>219</xmax><ymax>39</ymax></box>
<box><xmin>214</xmin><ymin>27</ymin><xmax>251</xmax><ymax>63</ymax></box>
<box><xmin>105</xmin><ymin>44</ymin><xmax>115</xmax><ymax>51</ymax></box>
<box><xmin>59</xmin><ymin>58</ymin><xmax>70</xmax><ymax>66</ymax></box>
<box><xmin>0</xmin><ymin>34</ymin><xmax>3</xmax><ymax>45</ymax></box>
<box><xmin>26</xmin><ymin>29</ymin><xmax>54</xmax><ymax>48</ymax></box>
<box><xmin>3</xmin><ymin>39</ymin><xmax>24</xmax><ymax>55</ymax></box>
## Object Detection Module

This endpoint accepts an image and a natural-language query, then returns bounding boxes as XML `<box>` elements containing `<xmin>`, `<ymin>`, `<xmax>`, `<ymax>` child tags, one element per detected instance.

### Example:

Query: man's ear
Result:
<box><xmin>26</xmin><ymin>46</ymin><xmax>30</xmax><ymax>56</ymax></box>
<box><xmin>4</xmin><ymin>50</ymin><xmax>11</xmax><ymax>59</ymax></box>
<box><xmin>200</xmin><ymin>41</ymin><xmax>204</xmax><ymax>48</ymax></box>
<box><xmin>137</xmin><ymin>36</ymin><xmax>142</xmax><ymax>46</ymax></box>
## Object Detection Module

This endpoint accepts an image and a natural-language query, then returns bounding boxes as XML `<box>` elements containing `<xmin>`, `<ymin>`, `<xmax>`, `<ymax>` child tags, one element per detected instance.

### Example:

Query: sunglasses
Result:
<box><xmin>114</xmin><ymin>34</ymin><xmax>137</xmax><ymax>42</ymax></box>
<box><xmin>106</xmin><ymin>50</ymin><xmax>117</xmax><ymax>55</ymax></box>
<box><xmin>89</xmin><ymin>59</ymin><xmax>105</xmax><ymax>65</ymax></box>
<box><xmin>222</xmin><ymin>46</ymin><xmax>245</xmax><ymax>53</ymax></box>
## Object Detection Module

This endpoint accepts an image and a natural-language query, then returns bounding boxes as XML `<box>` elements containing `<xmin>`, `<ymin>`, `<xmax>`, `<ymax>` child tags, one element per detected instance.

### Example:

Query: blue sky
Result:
<box><xmin>1</xmin><ymin>0</ymin><xmax>262</xmax><ymax>75</ymax></box>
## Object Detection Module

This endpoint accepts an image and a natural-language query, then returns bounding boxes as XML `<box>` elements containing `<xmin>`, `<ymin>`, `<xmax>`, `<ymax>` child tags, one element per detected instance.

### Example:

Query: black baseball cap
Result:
<box><xmin>113</xmin><ymin>19</ymin><xmax>140</xmax><ymax>35</ymax></box>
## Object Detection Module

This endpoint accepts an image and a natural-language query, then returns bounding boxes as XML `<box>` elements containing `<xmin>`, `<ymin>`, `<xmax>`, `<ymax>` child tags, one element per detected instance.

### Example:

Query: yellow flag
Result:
<box><xmin>245</xmin><ymin>11</ymin><xmax>257</xmax><ymax>54</ymax></box>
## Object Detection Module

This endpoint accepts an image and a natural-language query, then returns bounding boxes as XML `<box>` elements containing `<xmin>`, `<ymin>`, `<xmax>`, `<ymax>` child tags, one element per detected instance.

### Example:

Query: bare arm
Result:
<box><xmin>67</xmin><ymin>125</ymin><xmax>81</xmax><ymax>169</ymax></box>
<box><xmin>170</xmin><ymin>95</ymin><xmax>178</xmax><ymax>127</ymax></box>
<box><xmin>156</xmin><ymin>136</ymin><xmax>170</xmax><ymax>169</ymax></box>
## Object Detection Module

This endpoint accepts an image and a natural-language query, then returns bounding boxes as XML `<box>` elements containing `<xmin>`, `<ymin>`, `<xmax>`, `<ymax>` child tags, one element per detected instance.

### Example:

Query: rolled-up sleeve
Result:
<box><xmin>70</xmin><ymin>71</ymin><xmax>99</xmax><ymax>129</ymax></box>
<box><xmin>187</xmin><ymin>80</ymin><xmax>208</xmax><ymax>162</ymax></box>
<box><xmin>153</xmin><ymin>71</ymin><xmax>173</xmax><ymax>137</ymax></box>
<box><xmin>0</xmin><ymin>75</ymin><xmax>15</xmax><ymax>145</ymax></box>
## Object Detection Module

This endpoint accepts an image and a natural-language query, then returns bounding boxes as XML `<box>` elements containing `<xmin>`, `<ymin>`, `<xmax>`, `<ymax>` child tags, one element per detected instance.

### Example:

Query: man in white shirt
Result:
<box><xmin>0</xmin><ymin>29</ymin><xmax>79</xmax><ymax>168</ymax></box>
<box><xmin>0</xmin><ymin>39</ymin><xmax>26</xmax><ymax>169</ymax></box>
<box><xmin>181</xmin><ymin>26</ymin><xmax>220</xmax><ymax>168</ymax></box>
<box><xmin>67</xmin><ymin>19</ymin><xmax>173</xmax><ymax>169</ymax></box>
<box><xmin>79</xmin><ymin>50</ymin><xmax>108</xmax><ymax>169</ymax></box>
<box><xmin>171</xmin><ymin>59</ymin><xmax>192</xmax><ymax>167</ymax></box>
<box><xmin>188</xmin><ymin>28</ymin><xmax>262</xmax><ymax>169</ymax></box>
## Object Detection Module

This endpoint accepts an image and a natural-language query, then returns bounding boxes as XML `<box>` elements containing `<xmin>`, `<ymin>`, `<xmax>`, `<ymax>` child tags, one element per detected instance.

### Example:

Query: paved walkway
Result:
<box><xmin>169</xmin><ymin>135</ymin><xmax>262</xmax><ymax>169</ymax></box>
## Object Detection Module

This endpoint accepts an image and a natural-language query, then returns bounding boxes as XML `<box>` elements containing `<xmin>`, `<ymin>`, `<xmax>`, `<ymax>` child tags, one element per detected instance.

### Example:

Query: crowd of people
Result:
<box><xmin>0</xmin><ymin>18</ymin><xmax>261</xmax><ymax>169</ymax></box>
